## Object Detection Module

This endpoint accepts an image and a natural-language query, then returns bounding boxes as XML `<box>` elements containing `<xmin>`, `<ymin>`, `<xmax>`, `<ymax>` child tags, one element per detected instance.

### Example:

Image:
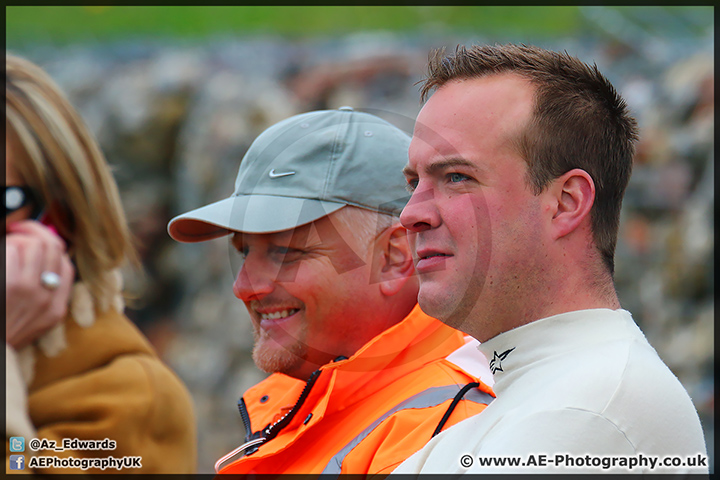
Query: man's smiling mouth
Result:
<box><xmin>259</xmin><ymin>308</ymin><xmax>300</xmax><ymax>321</ymax></box>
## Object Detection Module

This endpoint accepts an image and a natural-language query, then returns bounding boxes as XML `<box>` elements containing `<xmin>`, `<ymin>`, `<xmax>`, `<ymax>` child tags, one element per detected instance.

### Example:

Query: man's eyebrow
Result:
<box><xmin>427</xmin><ymin>158</ymin><xmax>478</xmax><ymax>173</ymax></box>
<box><xmin>405</xmin><ymin>158</ymin><xmax>480</xmax><ymax>176</ymax></box>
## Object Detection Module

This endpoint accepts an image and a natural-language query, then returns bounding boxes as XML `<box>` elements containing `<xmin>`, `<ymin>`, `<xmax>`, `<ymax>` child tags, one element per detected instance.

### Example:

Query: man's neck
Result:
<box><xmin>467</xmin><ymin>263</ymin><xmax>619</xmax><ymax>344</ymax></box>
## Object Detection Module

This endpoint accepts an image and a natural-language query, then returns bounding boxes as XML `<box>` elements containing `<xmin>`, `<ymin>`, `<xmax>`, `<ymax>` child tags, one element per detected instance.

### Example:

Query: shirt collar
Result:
<box><xmin>477</xmin><ymin>308</ymin><xmax>640</xmax><ymax>395</ymax></box>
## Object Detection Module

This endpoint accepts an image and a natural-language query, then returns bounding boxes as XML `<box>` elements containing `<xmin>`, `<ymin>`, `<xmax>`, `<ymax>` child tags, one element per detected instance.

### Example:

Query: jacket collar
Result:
<box><xmin>322</xmin><ymin>304</ymin><xmax>466</xmax><ymax>403</ymax></box>
<box><xmin>243</xmin><ymin>304</ymin><xmax>467</xmax><ymax>433</ymax></box>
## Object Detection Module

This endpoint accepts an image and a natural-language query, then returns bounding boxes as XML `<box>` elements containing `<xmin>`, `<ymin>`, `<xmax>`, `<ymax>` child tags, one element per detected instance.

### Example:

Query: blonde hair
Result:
<box><xmin>5</xmin><ymin>53</ymin><xmax>139</xmax><ymax>309</ymax></box>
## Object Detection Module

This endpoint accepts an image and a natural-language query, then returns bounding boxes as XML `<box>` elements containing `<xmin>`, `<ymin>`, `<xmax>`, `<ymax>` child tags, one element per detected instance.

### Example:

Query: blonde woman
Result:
<box><xmin>5</xmin><ymin>53</ymin><xmax>197</xmax><ymax>474</ymax></box>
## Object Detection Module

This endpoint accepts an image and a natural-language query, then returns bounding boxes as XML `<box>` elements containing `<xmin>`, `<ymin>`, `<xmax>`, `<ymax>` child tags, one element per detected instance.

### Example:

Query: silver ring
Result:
<box><xmin>40</xmin><ymin>271</ymin><xmax>61</xmax><ymax>291</ymax></box>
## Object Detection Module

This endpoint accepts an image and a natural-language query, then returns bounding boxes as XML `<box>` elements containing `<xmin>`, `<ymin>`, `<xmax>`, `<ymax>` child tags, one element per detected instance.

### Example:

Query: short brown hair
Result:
<box><xmin>6</xmin><ymin>54</ymin><xmax>139</xmax><ymax>308</ymax></box>
<box><xmin>420</xmin><ymin>44</ymin><xmax>639</xmax><ymax>275</ymax></box>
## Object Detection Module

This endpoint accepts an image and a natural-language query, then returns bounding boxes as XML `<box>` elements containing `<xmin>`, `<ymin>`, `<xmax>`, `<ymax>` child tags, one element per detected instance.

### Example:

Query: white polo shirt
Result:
<box><xmin>394</xmin><ymin>309</ymin><xmax>708</xmax><ymax>474</ymax></box>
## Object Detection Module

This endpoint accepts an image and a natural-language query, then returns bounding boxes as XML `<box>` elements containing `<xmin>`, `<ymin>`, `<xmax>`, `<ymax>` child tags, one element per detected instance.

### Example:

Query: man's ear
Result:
<box><xmin>372</xmin><ymin>223</ymin><xmax>416</xmax><ymax>297</ymax></box>
<box><xmin>546</xmin><ymin>168</ymin><xmax>595</xmax><ymax>240</ymax></box>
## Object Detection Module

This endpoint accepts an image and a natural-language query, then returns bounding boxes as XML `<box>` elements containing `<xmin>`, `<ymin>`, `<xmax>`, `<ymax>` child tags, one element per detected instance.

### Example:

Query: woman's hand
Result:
<box><xmin>6</xmin><ymin>220</ymin><xmax>75</xmax><ymax>349</ymax></box>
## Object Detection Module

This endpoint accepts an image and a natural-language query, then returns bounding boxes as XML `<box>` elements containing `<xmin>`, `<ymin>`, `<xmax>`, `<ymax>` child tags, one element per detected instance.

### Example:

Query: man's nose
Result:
<box><xmin>400</xmin><ymin>183</ymin><xmax>441</xmax><ymax>233</ymax></box>
<box><xmin>233</xmin><ymin>254</ymin><xmax>276</xmax><ymax>302</ymax></box>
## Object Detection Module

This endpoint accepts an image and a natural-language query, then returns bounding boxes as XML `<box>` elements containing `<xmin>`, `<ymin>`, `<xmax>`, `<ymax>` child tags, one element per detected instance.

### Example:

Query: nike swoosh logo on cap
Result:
<box><xmin>268</xmin><ymin>169</ymin><xmax>296</xmax><ymax>178</ymax></box>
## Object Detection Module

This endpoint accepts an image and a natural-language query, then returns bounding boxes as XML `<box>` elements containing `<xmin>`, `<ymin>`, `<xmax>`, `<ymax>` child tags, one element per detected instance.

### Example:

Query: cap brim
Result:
<box><xmin>167</xmin><ymin>194</ymin><xmax>347</xmax><ymax>243</ymax></box>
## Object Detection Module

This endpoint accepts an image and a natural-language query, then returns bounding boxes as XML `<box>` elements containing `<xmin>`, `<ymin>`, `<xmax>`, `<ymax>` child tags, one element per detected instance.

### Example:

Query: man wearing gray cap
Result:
<box><xmin>168</xmin><ymin>107</ymin><xmax>494</xmax><ymax>474</ymax></box>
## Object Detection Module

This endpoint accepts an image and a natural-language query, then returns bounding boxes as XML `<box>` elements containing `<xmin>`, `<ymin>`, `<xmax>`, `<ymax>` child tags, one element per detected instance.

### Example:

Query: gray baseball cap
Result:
<box><xmin>168</xmin><ymin>107</ymin><xmax>411</xmax><ymax>242</ymax></box>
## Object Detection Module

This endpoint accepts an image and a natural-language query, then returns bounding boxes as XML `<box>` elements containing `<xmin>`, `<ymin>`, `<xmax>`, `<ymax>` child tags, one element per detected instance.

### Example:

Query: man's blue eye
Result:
<box><xmin>449</xmin><ymin>173</ymin><xmax>468</xmax><ymax>182</ymax></box>
<box><xmin>406</xmin><ymin>179</ymin><xmax>418</xmax><ymax>193</ymax></box>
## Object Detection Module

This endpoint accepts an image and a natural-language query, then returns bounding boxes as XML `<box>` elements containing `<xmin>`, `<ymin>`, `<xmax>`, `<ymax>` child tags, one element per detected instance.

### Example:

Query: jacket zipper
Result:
<box><xmin>262</xmin><ymin>369</ymin><xmax>322</xmax><ymax>441</ymax></box>
<box><xmin>239</xmin><ymin>368</ymin><xmax>323</xmax><ymax>456</ymax></box>
<box><xmin>237</xmin><ymin>397</ymin><xmax>257</xmax><ymax>442</ymax></box>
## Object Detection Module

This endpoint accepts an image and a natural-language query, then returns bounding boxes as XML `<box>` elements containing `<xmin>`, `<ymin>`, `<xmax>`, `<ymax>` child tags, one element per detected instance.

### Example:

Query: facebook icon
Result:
<box><xmin>9</xmin><ymin>455</ymin><xmax>25</xmax><ymax>470</ymax></box>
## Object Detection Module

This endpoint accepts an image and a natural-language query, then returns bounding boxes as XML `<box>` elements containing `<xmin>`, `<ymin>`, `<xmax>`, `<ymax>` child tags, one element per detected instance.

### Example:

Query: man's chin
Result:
<box><xmin>417</xmin><ymin>284</ymin><xmax>451</xmax><ymax>317</ymax></box>
<box><xmin>252</xmin><ymin>341</ymin><xmax>306</xmax><ymax>376</ymax></box>
<box><xmin>417</xmin><ymin>287</ymin><xmax>474</xmax><ymax>333</ymax></box>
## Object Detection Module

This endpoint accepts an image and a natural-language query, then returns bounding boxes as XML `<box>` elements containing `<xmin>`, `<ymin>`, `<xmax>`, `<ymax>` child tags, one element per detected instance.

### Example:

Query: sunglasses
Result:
<box><xmin>5</xmin><ymin>186</ymin><xmax>37</xmax><ymax>217</ymax></box>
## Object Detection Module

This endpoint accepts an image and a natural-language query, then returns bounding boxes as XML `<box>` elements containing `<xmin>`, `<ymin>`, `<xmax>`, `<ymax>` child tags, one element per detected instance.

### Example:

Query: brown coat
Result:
<box><xmin>6</xmin><ymin>281</ymin><xmax>197</xmax><ymax>474</ymax></box>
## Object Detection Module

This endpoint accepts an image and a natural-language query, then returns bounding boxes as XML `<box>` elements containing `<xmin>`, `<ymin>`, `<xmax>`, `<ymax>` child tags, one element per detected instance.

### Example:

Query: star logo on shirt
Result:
<box><xmin>489</xmin><ymin>347</ymin><xmax>515</xmax><ymax>374</ymax></box>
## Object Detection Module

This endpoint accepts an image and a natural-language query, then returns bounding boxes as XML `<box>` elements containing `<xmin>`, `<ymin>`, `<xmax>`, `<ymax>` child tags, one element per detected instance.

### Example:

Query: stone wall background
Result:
<box><xmin>9</xmin><ymin>27</ymin><xmax>713</xmax><ymax>473</ymax></box>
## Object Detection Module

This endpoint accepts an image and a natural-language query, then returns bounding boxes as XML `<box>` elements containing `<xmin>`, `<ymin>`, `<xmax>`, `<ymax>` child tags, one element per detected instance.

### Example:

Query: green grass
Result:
<box><xmin>7</xmin><ymin>6</ymin><xmax>583</xmax><ymax>46</ymax></box>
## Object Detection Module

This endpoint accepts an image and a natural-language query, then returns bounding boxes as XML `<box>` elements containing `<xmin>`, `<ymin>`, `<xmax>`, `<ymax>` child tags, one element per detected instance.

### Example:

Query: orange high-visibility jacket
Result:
<box><xmin>218</xmin><ymin>305</ymin><xmax>494</xmax><ymax>474</ymax></box>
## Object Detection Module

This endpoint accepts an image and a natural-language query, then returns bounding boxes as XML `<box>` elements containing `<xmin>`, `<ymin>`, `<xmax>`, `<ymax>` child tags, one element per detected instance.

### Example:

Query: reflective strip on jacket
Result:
<box><xmin>218</xmin><ymin>304</ymin><xmax>494</xmax><ymax>474</ymax></box>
